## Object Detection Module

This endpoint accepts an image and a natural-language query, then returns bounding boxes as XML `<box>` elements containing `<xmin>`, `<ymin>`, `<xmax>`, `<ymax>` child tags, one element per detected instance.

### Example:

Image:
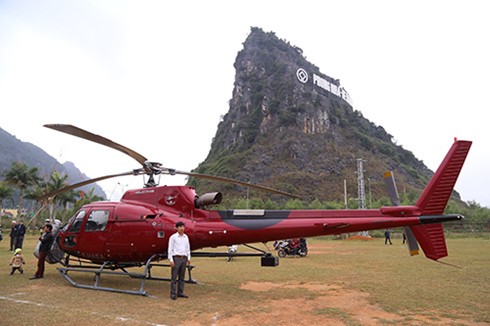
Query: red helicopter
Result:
<box><xmin>39</xmin><ymin>124</ymin><xmax>471</xmax><ymax>296</ymax></box>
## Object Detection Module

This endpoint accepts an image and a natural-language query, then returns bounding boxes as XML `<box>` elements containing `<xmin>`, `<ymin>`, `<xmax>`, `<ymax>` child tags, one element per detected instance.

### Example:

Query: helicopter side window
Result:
<box><xmin>67</xmin><ymin>210</ymin><xmax>86</xmax><ymax>233</ymax></box>
<box><xmin>85</xmin><ymin>210</ymin><xmax>109</xmax><ymax>232</ymax></box>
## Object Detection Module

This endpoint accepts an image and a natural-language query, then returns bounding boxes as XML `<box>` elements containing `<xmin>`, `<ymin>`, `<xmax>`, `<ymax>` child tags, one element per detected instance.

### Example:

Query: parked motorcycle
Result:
<box><xmin>276</xmin><ymin>238</ymin><xmax>307</xmax><ymax>258</ymax></box>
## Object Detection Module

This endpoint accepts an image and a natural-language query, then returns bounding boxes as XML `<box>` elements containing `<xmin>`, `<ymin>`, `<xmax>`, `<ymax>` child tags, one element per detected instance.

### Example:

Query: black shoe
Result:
<box><xmin>171</xmin><ymin>294</ymin><xmax>177</xmax><ymax>300</ymax></box>
<box><xmin>29</xmin><ymin>276</ymin><xmax>42</xmax><ymax>280</ymax></box>
<box><xmin>177</xmin><ymin>294</ymin><xmax>189</xmax><ymax>298</ymax></box>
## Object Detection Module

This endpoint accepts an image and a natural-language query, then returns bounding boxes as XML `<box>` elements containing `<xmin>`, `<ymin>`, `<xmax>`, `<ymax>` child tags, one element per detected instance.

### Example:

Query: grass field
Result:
<box><xmin>0</xmin><ymin>235</ymin><xmax>489</xmax><ymax>325</ymax></box>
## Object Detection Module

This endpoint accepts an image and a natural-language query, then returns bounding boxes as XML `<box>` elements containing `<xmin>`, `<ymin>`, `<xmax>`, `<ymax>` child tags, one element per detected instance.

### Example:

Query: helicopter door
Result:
<box><xmin>61</xmin><ymin>210</ymin><xmax>87</xmax><ymax>251</ymax></box>
<box><xmin>151</xmin><ymin>216</ymin><xmax>167</xmax><ymax>252</ymax></box>
<box><xmin>103</xmin><ymin>213</ymin><xmax>166</xmax><ymax>261</ymax></box>
<box><xmin>137</xmin><ymin>215</ymin><xmax>168</xmax><ymax>259</ymax></box>
<box><xmin>78</xmin><ymin>208</ymin><xmax>112</xmax><ymax>261</ymax></box>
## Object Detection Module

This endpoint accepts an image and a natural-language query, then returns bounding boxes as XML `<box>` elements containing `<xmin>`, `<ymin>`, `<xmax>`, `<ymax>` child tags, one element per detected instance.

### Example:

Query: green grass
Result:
<box><xmin>0</xmin><ymin>236</ymin><xmax>488</xmax><ymax>325</ymax></box>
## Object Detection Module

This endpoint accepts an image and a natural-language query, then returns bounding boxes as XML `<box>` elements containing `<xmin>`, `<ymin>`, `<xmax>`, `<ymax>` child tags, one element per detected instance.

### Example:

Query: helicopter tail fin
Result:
<box><xmin>409</xmin><ymin>139</ymin><xmax>472</xmax><ymax>261</ymax></box>
<box><xmin>415</xmin><ymin>140</ymin><xmax>472</xmax><ymax>216</ymax></box>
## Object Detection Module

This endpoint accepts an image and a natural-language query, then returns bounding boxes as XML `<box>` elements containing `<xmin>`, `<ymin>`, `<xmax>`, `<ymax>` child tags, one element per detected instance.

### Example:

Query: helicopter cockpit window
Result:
<box><xmin>67</xmin><ymin>210</ymin><xmax>86</xmax><ymax>233</ymax></box>
<box><xmin>85</xmin><ymin>210</ymin><xmax>109</xmax><ymax>232</ymax></box>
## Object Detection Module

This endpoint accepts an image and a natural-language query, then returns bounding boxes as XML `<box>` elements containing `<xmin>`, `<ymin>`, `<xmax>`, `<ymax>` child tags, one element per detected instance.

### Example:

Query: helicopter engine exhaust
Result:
<box><xmin>194</xmin><ymin>192</ymin><xmax>223</xmax><ymax>209</ymax></box>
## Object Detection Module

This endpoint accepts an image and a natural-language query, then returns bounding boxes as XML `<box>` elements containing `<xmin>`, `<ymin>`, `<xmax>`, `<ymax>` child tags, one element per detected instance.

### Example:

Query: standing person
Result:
<box><xmin>168</xmin><ymin>221</ymin><xmax>191</xmax><ymax>300</ymax></box>
<box><xmin>402</xmin><ymin>231</ymin><xmax>407</xmax><ymax>244</ymax></box>
<box><xmin>30</xmin><ymin>224</ymin><xmax>54</xmax><ymax>280</ymax></box>
<box><xmin>9</xmin><ymin>248</ymin><xmax>26</xmax><ymax>275</ymax></box>
<box><xmin>289</xmin><ymin>238</ymin><xmax>300</xmax><ymax>256</ymax></box>
<box><xmin>14</xmin><ymin>220</ymin><xmax>26</xmax><ymax>249</ymax></box>
<box><xmin>9</xmin><ymin>221</ymin><xmax>17</xmax><ymax>251</ymax></box>
<box><xmin>384</xmin><ymin>228</ymin><xmax>393</xmax><ymax>245</ymax></box>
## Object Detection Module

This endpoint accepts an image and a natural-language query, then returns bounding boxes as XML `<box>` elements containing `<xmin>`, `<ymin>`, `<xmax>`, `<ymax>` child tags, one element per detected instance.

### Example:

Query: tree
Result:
<box><xmin>26</xmin><ymin>171</ymin><xmax>81</xmax><ymax>223</ymax></box>
<box><xmin>72</xmin><ymin>188</ymin><xmax>104</xmax><ymax>212</ymax></box>
<box><xmin>44</xmin><ymin>171</ymin><xmax>80</xmax><ymax>222</ymax></box>
<box><xmin>0</xmin><ymin>181</ymin><xmax>14</xmax><ymax>214</ymax></box>
<box><xmin>3</xmin><ymin>162</ymin><xmax>42</xmax><ymax>217</ymax></box>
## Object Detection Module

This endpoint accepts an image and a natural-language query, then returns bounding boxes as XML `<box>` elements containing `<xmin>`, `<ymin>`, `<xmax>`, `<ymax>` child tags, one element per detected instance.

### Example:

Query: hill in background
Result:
<box><xmin>0</xmin><ymin>127</ymin><xmax>106</xmax><ymax>207</ymax></box>
<box><xmin>189</xmin><ymin>27</ymin><xmax>445</xmax><ymax>204</ymax></box>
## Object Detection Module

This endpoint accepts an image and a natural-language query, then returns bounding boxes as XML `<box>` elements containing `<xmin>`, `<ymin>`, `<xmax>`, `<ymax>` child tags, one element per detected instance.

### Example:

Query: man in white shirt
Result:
<box><xmin>168</xmin><ymin>221</ymin><xmax>191</xmax><ymax>300</ymax></box>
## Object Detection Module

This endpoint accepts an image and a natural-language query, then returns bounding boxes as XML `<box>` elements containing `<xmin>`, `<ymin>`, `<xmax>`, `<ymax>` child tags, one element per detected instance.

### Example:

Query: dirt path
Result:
<box><xmin>189</xmin><ymin>281</ymin><xmax>485</xmax><ymax>326</ymax></box>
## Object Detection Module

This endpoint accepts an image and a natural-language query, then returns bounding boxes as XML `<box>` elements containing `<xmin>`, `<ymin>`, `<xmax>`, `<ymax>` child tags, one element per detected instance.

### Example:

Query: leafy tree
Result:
<box><xmin>72</xmin><ymin>188</ymin><xmax>104</xmax><ymax>211</ymax></box>
<box><xmin>284</xmin><ymin>199</ymin><xmax>304</xmax><ymax>210</ymax></box>
<box><xmin>0</xmin><ymin>181</ymin><xmax>14</xmax><ymax>213</ymax></box>
<box><xmin>2</xmin><ymin>162</ymin><xmax>42</xmax><ymax>217</ymax></box>
<box><xmin>308</xmin><ymin>198</ymin><xmax>324</xmax><ymax>209</ymax></box>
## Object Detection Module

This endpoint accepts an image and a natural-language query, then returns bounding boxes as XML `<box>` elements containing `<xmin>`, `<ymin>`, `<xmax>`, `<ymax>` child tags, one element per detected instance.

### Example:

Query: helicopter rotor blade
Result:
<box><xmin>37</xmin><ymin>171</ymin><xmax>135</xmax><ymax>201</ymax></box>
<box><xmin>43</xmin><ymin>124</ymin><xmax>298</xmax><ymax>199</ymax></box>
<box><xmin>169</xmin><ymin>170</ymin><xmax>300</xmax><ymax>199</ymax></box>
<box><xmin>383</xmin><ymin>170</ymin><xmax>420</xmax><ymax>256</ymax></box>
<box><xmin>383</xmin><ymin>171</ymin><xmax>401</xmax><ymax>206</ymax></box>
<box><xmin>44</xmin><ymin>124</ymin><xmax>148</xmax><ymax>165</ymax></box>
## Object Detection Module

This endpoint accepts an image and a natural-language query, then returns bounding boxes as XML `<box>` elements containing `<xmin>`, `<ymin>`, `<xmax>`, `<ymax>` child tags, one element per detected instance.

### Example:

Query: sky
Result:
<box><xmin>1</xmin><ymin>1</ymin><xmax>489</xmax><ymax>207</ymax></box>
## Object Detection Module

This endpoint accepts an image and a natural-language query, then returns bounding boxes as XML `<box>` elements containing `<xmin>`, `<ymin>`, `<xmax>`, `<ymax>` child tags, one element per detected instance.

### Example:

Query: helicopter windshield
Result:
<box><xmin>66</xmin><ymin>210</ymin><xmax>86</xmax><ymax>233</ymax></box>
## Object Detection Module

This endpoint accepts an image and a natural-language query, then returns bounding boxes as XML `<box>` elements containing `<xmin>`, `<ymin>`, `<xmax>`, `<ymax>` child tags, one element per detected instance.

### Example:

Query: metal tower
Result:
<box><xmin>357</xmin><ymin>158</ymin><xmax>369</xmax><ymax>236</ymax></box>
<box><xmin>356</xmin><ymin>158</ymin><xmax>366</xmax><ymax>209</ymax></box>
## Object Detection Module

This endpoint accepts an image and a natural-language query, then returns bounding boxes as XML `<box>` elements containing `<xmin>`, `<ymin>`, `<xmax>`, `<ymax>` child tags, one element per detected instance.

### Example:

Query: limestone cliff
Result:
<box><xmin>190</xmin><ymin>27</ymin><xmax>434</xmax><ymax>203</ymax></box>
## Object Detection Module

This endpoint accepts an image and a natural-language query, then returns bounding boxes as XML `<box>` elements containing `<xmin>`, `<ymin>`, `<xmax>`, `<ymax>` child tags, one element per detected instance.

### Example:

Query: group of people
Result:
<box><xmin>9</xmin><ymin>220</ymin><xmax>26</xmax><ymax>251</ymax></box>
<box><xmin>384</xmin><ymin>228</ymin><xmax>407</xmax><ymax>245</ymax></box>
<box><xmin>7</xmin><ymin>219</ymin><xmax>55</xmax><ymax>280</ymax></box>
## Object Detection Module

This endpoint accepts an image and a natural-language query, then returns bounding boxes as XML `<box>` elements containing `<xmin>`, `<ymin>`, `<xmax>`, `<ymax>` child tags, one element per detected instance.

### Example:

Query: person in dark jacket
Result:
<box><xmin>9</xmin><ymin>220</ymin><xmax>17</xmax><ymax>251</ymax></box>
<box><xmin>30</xmin><ymin>224</ymin><xmax>54</xmax><ymax>280</ymax></box>
<box><xmin>384</xmin><ymin>228</ymin><xmax>393</xmax><ymax>245</ymax></box>
<box><xmin>14</xmin><ymin>220</ymin><xmax>26</xmax><ymax>249</ymax></box>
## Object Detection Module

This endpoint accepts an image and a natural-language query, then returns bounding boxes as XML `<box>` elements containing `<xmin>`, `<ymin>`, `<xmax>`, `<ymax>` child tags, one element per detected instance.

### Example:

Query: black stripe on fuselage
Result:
<box><xmin>218</xmin><ymin>210</ymin><xmax>290</xmax><ymax>230</ymax></box>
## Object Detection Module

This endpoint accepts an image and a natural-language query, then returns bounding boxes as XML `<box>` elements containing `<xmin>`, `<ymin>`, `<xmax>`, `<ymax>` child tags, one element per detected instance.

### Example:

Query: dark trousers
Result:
<box><xmin>11</xmin><ymin>266</ymin><xmax>24</xmax><ymax>274</ymax></box>
<box><xmin>170</xmin><ymin>256</ymin><xmax>187</xmax><ymax>296</ymax></box>
<box><xmin>15</xmin><ymin>236</ymin><xmax>24</xmax><ymax>249</ymax></box>
<box><xmin>10</xmin><ymin>237</ymin><xmax>16</xmax><ymax>251</ymax></box>
<box><xmin>35</xmin><ymin>251</ymin><xmax>48</xmax><ymax>278</ymax></box>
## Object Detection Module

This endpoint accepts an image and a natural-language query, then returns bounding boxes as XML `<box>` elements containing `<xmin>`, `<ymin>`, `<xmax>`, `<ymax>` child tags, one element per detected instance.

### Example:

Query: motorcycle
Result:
<box><xmin>276</xmin><ymin>238</ymin><xmax>308</xmax><ymax>258</ymax></box>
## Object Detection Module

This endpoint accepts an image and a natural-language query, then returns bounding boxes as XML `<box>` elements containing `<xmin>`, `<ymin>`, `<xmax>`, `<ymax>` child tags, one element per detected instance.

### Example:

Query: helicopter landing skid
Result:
<box><xmin>56</xmin><ymin>254</ymin><xmax>197</xmax><ymax>296</ymax></box>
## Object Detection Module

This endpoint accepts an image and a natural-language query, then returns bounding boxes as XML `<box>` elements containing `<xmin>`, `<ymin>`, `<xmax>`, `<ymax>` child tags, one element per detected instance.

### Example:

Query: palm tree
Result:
<box><xmin>3</xmin><ymin>162</ymin><xmax>42</xmax><ymax>217</ymax></box>
<box><xmin>26</xmin><ymin>170</ymin><xmax>79</xmax><ymax>223</ymax></box>
<box><xmin>46</xmin><ymin>171</ymin><xmax>80</xmax><ymax>222</ymax></box>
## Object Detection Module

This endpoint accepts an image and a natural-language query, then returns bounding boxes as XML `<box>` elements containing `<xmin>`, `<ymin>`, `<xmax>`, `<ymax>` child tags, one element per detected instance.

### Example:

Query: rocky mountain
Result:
<box><xmin>189</xmin><ymin>27</ymin><xmax>443</xmax><ymax>204</ymax></box>
<box><xmin>0</xmin><ymin>127</ymin><xmax>107</xmax><ymax>203</ymax></box>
